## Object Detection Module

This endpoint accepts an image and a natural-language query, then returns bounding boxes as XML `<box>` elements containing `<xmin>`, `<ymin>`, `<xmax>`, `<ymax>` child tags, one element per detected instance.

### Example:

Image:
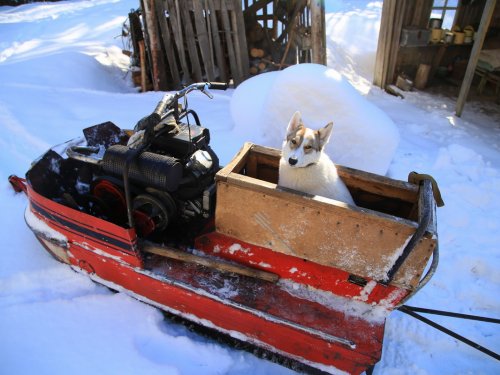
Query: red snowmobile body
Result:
<box><xmin>9</xmin><ymin>83</ymin><xmax>439</xmax><ymax>375</ymax></box>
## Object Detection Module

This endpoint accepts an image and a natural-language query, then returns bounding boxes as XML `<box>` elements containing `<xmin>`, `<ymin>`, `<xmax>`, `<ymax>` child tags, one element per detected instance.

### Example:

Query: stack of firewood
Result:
<box><xmin>246</xmin><ymin>21</ymin><xmax>286</xmax><ymax>75</ymax></box>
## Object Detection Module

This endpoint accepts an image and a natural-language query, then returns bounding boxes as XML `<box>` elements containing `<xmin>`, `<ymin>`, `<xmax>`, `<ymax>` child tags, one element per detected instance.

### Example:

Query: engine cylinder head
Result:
<box><xmin>102</xmin><ymin>145</ymin><xmax>183</xmax><ymax>192</ymax></box>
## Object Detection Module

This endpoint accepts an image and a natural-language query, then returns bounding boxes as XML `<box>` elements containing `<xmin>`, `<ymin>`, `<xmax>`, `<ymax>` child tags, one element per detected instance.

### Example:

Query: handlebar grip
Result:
<box><xmin>134</xmin><ymin>113</ymin><xmax>161</xmax><ymax>132</ymax></box>
<box><xmin>153</xmin><ymin>93</ymin><xmax>174</xmax><ymax>116</ymax></box>
<box><xmin>208</xmin><ymin>82</ymin><xmax>228</xmax><ymax>90</ymax></box>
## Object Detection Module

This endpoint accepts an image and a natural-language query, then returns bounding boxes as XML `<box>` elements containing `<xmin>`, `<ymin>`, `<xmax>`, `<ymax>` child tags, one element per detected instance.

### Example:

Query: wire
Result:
<box><xmin>398</xmin><ymin>305</ymin><xmax>500</xmax><ymax>361</ymax></box>
<box><xmin>402</xmin><ymin>305</ymin><xmax>500</xmax><ymax>324</ymax></box>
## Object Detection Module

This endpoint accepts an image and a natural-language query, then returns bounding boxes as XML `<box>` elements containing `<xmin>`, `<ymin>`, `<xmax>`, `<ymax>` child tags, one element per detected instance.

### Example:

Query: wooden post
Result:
<box><xmin>154</xmin><ymin>0</ymin><xmax>181</xmax><ymax>88</ymax></box>
<box><xmin>373</xmin><ymin>0</ymin><xmax>396</xmax><ymax>88</ymax></box>
<box><xmin>386</xmin><ymin>1</ymin><xmax>407</xmax><ymax>86</ymax></box>
<box><xmin>414</xmin><ymin>63</ymin><xmax>431</xmax><ymax>89</ymax></box>
<box><xmin>233</xmin><ymin>0</ymin><xmax>250</xmax><ymax>82</ymax></box>
<box><xmin>310</xmin><ymin>0</ymin><xmax>326</xmax><ymax>65</ymax></box>
<box><xmin>141</xmin><ymin>0</ymin><xmax>168</xmax><ymax>91</ymax></box>
<box><xmin>220</xmin><ymin>0</ymin><xmax>241</xmax><ymax>84</ymax></box>
<box><xmin>455</xmin><ymin>0</ymin><xmax>497</xmax><ymax>117</ymax></box>
<box><xmin>138</xmin><ymin>40</ymin><xmax>147</xmax><ymax>92</ymax></box>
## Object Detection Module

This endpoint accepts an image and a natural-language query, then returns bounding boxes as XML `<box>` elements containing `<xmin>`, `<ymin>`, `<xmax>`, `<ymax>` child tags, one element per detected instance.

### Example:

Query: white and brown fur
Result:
<box><xmin>278</xmin><ymin>111</ymin><xmax>355</xmax><ymax>205</ymax></box>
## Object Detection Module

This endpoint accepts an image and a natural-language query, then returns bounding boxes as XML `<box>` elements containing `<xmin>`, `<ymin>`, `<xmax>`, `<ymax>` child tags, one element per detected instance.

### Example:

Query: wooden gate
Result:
<box><xmin>138</xmin><ymin>0</ymin><xmax>249</xmax><ymax>90</ymax></box>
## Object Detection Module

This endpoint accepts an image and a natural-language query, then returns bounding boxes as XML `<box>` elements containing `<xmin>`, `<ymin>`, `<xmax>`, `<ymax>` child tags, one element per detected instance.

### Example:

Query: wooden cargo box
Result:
<box><xmin>214</xmin><ymin>143</ymin><xmax>437</xmax><ymax>290</ymax></box>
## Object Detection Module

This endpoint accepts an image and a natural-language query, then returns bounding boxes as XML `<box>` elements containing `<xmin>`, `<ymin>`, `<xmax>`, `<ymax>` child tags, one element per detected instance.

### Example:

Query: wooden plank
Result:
<box><xmin>386</xmin><ymin>0</ymin><xmax>406</xmax><ymax>86</ymax></box>
<box><xmin>220</xmin><ymin>143</ymin><xmax>419</xmax><ymax>203</ymax></box>
<box><xmin>251</xmin><ymin>150</ymin><xmax>280</xmax><ymax>170</ymax></box>
<box><xmin>179</xmin><ymin>1</ymin><xmax>203</xmax><ymax>82</ymax></box>
<box><xmin>220</xmin><ymin>0</ymin><xmax>241</xmax><ymax>84</ymax></box>
<box><xmin>191</xmin><ymin>0</ymin><xmax>215</xmax><ymax>80</ymax></box>
<box><xmin>222</xmin><ymin>170</ymin><xmax>418</xmax><ymax>226</ymax></box>
<box><xmin>243</xmin><ymin>0</ymin><xmax>270</xmax><ymax>15</ymax></box>
<box><xmin>374</xmin><ymin>0</ymin><xmax>403</xmax><ymax>88</ymax></box>
<box><xmin>223</xmin><ymin>0</ymin><xmax>237</xmax><ymax>10</ymax></box>
<box><xmin>207</xmin><ymin>0</ymin><xmax>228</xmax><ymax>82</ymax></box>
<box><xmin>247</xmin><ymin>153</ymin><xmax>258</xmax><ymax>177</ymax></box>
<box><xmin>165</xmin><ymin>0</ymin><xmax>191</xmax><ymax>83</ymax></box>
<box><xmin>216</xmin><ymin>142</ymin><xmax>253</xmax><ymax>181</ymax></box>
<box><xmin>414</xmin><ymin>63</ymin><xmax>431</xmax><ymax>89</ymax></box>
<box><xmin>456</xmin><ymin>0</ymin><xmax>497</xmax><ymax>117</ymax></box>
<box><xmin>138</xmin><ymin>40</ymin><xmax>147</xmax><ymax>92</ymax></box>
<box><xmin>128</xmin><ymin>11</ymin><xmax>143</xmax><ymax>59</ymax></box>
<box><xmin>412</xmin><ymin>0</ymin><xmax>433</xmax><ymax>28</ymax></box>
<box><xmin>142</xmin><ymin>241</ymin><xmax>280</xmax><ymax>283</ymax></box>
<box><xmin>230</xmin><ymin>7</ymin><xmax>244</xmax><ymax>81</ymax></box>
<box><xmin>373</xmin><ymin>0</ymin><xmax>393</xmax><ymax>87</ymax></box>
<box><xmin>203</xmin><ymin>0</ymin><xmax>217</xmax><ymax>79</ymax></box>
<box><xmin>155</xmin><ymin>0</ymin><xmax>181</xmax><ymax>88</ymax></box>
<box><xmin>142</xmin><ymin>0</ymin><xmax>169</xmax><ymax>90</ymax></box>
<box><xmin>232</xmin><ymin>0</ymin><xmax>250</xmax><ymax>82</ymax></box>
<box><xmin>215</xmin><ymin>180</ymin><xmax>435</xmax><ymax>289</ymax></box>
<box><xmin>310</xmin><ymin>0</ymin><xmax>326</xmax><ymax>65</ymax></box>
<box><xmin>140</xmin><ymin>0</ymin><xmax>156</xmax><ymax>90</ymax></box>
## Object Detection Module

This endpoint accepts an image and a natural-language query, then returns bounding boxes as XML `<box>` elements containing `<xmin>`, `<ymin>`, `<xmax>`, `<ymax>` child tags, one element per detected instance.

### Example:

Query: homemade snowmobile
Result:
<box><xmin>9</xmin><ymin>82</ymin><xmax>440</xmax><ymax>375</ymax></box>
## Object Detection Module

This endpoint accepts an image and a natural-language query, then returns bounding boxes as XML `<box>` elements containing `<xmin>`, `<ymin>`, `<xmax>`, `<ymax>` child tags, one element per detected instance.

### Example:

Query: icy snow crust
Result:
<box><xmin>2</xmin><ymin>1</ymin><xmax>500</xmax><ymax>375</ymax></box>
<box><xmin>24</xmin><ymin>205</ymin><xmax>67</xmax><ymax>245</ymax></box>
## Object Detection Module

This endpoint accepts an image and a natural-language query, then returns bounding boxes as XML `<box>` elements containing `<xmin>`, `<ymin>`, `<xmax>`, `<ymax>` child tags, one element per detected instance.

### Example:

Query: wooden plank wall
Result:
<box><xmin>139</xmin><ymin>0</ymin><xmax>249</xmax><ymax>90</ymax></box>
<box><xmin>374</xmin><ymin>0</ymin><xmax>433</xmax><ymax>89</ymax></box>
<box><xmin>131</xmin><ymin>0</ymin><xmax>326</xmax><ymax>90</ymax></box>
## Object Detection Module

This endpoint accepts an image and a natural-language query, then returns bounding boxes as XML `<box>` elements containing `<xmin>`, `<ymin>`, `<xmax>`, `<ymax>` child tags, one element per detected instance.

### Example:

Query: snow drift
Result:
<box><xmin>231</xmin><ymin>63</ymin><xmax>400</xmax><ymax>175</ymax></box>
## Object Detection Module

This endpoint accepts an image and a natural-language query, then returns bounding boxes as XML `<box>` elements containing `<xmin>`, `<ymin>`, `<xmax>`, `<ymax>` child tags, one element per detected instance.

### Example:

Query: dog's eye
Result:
<box><xmin>291</xmin><ymin>139</ymin><xmax>297</xmax><ymax>145</ymax></box>
<box><xmin>304</xmin><ymin>144</ymin><xmax>312</xmax><ymax>150</ymax></box>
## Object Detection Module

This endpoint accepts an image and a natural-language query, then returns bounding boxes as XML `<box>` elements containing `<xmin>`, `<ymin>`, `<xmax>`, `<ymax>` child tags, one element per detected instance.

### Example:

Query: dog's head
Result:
<box><xmin>281</xmin><ymin>111</ymin><xmax>333</xmax><ymax>168</ymax></box>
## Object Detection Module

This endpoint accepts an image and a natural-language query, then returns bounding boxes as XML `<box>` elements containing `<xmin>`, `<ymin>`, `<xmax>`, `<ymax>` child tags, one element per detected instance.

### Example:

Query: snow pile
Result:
<box><xmin>325</xmin><ymin>1</ymin><xmax>382</xmax><ymax>90</ymax></box>
<box><xmin>231</xmin><ymin>63</ymin><xmax>399</xmax><ymax>175</ymax></box>
<box><xmin>1</xmin><ymin>1</ymin><xmax>500</xmax><ymax>375</ymax></box>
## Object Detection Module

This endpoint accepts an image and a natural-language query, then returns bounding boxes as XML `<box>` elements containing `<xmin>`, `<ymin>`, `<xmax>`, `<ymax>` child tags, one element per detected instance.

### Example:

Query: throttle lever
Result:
<box><xmin>201</xmin><ymin>83</ymin><xmax>214</xmax><ymax>99</ymax></box>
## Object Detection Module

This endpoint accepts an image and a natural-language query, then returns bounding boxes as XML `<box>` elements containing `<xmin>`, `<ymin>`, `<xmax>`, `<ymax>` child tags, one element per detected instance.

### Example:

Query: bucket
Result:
<box><xmin>454</xmin><ymin>32</ymin><xmax>465</xmax><ymax>45</ymax></box>
<box><xmin>464</xmin><ymin>26</ymin><xmax>474</xmax><ymax>38</ymax></box>
<box><xmin>464</xmin><ymin>26</ymin><xmax>474</xmax><ymax>43</ymax></box>
<box><xmin>430</xmin><ymin>28</ymin><xmax>443</xmax><ymax>43</ymax></box>
<box><xmin>444</xmin><ymin>32</ymin><xmax>454</xmax><ymax>44</ymax></box>
<box><xmin>429</xmin><ymin>18</ymin><xmax>442</xmax><ymax>29</ymax></box>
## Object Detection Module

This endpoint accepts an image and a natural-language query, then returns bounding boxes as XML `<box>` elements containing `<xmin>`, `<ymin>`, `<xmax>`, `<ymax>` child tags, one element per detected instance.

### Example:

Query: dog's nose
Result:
<box><xmin>288</xmin><ymin>157</ymin><xmax>298</xmax><ymax>166</ymax></box>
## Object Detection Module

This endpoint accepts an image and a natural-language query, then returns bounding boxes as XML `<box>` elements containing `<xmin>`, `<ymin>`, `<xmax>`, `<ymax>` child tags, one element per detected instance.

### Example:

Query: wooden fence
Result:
<box><xmin>127</xmin><ymin>0</ymin><xmax>326</xmax><ymax>91</ymax></box>
<box><xmin>131</xmin><ymin>0</ymin><xmax>248</xmax><ymax>91</ymax></box>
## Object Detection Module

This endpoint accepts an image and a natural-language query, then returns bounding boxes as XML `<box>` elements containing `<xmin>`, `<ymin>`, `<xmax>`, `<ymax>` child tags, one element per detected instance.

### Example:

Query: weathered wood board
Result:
<box><xmin>215</xmin><ymin>143</ymin><xmax>437</xmax><ymax>290</ymax></box>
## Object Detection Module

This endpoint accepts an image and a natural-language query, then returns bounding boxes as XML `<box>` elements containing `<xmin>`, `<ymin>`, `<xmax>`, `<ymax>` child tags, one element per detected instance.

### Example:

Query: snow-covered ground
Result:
<box><xmin>1</xmin><ymin>1</ymin><xmax>499</xmax><ymax>374</ymax></box>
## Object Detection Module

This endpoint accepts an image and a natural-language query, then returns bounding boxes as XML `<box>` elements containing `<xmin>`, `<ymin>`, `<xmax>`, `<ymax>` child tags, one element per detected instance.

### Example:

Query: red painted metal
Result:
<box><xmin>195</xmin><ymin>232</ymin><xmax>408</xmax><ymax>307</ymax></box>
<box><xmin>15</xmin><ymin>176</ymin><xmax>393</xmax><ymax>374</ymax></box>
<box><xmin>62</xmin><ymin>237</ymin><xmax>384</xmax><ymax>375</ymax></box>
<box><xmin>27</xmin><ymin>183</ymin><xmax>142</xmax><ymax>268</ymax></box>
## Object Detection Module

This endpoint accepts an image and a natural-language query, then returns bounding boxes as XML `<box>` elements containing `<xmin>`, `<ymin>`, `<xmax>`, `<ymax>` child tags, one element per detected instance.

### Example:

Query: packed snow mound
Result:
<box><xmin>0</xmin><ymin>49</ymin><xmax>132</xmax><ymax>93</ymax></box>
<box><xmin>230</xmin><ymin>63</ymin><xmax>399</xmax><ymax>175</ymax></box>
<box><xmin>230</xmin><ymin>71</ymin><xmax>279</xmax><ymax>141</ymax></box>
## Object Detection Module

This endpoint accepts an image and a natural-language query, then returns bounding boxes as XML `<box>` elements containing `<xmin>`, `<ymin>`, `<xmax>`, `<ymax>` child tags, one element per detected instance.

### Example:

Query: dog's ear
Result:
<box><xmin>286</xmin><ymin>111</ymin><xmax>303</xmax><ymax>135</ymax></box>
<box><xmin>318</xmin><ymin>122</ymin><xmax>334</xmax><ymax>149</ymax></box>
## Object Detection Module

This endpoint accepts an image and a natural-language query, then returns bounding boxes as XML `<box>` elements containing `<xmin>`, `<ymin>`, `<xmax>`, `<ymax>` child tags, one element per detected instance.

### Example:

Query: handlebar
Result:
<box><xmin>159</xmin><ymin>81</ymin><xmax>228</xmax><ymax>111</ymax></box>
<box><xmin>206</xmin><ymin>82</ymin><xmax>228</xmax><ymax>90</ymax></box>
<box><xmin>135</xmin><ymin>82</ymin><xmax>228</xmax><ymax>133</ymax></box>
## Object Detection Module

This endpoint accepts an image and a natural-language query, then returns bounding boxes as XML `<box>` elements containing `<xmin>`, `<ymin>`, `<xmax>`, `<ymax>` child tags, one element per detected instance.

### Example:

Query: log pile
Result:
<box><xmin>243</xmin><ymin>0</ymin><xmax>324</xmax><ymax>77</ymax></box>
<box><xmin>246</xmin><ymin>21</ymin><xmax>278</xmax><ymax>75</ymax></box>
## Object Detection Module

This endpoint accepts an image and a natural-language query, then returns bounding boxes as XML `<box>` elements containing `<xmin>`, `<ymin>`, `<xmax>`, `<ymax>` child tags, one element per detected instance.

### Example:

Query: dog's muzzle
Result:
<box><xmin>288</xmin><ymin>157</ymin><xmax>298</xmax><ymax>166</ymax></box>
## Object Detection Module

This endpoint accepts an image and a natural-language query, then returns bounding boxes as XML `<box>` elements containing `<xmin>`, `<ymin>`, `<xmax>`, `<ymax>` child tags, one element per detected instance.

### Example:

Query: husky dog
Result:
<box><xmin>278</xmin><ymin>111</ymin><xmax>355</xmax><ymax>206</ymax></box>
